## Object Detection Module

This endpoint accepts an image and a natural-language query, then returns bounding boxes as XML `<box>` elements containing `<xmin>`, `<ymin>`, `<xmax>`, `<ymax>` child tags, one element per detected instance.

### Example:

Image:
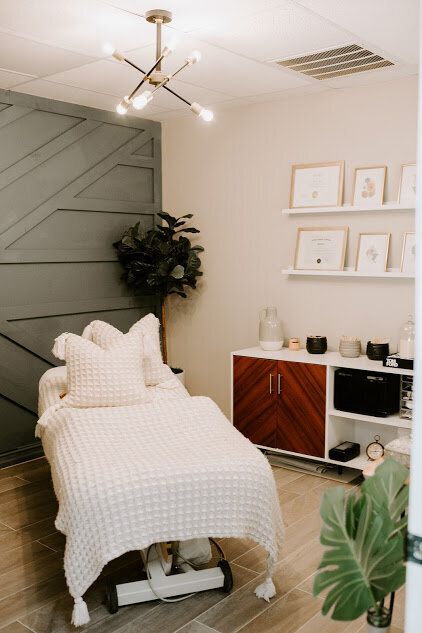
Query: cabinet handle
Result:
<box><xmin>277</xmin><ymin>373</ymin><xmax>282</xmax><ymax>395</ymax></box>
<box><xmin>269</xmin><ymin>374</ymin><xmax>273</xmax><ymax>395</ymax></box>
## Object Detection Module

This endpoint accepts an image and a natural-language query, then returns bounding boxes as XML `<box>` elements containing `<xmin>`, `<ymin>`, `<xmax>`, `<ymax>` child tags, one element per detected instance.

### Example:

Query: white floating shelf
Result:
<box><xmin>327</xmin><ymin>453</ymin><xmax>371</xmax><ymax>471</ymax></box>
<box><xmin>282</xmin><ymin>267</ymin><xmax>414</xmax><ymax>279</ymax></box>
<box><xmin>282</xmin><ymin>202</ymin><xmax>414</xmax><ymax>215</ymax></box>
<box><xmin>328</xmin><ymin>409</ymin><xmax>412</xmax><ymax>429</ymax></box>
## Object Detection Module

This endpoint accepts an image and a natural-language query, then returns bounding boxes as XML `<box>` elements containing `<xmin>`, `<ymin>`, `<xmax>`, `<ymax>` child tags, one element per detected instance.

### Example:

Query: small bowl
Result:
<box><xmin>366</xmin><ymin>341</ymin><xmax>390</xmax><ymax>361</ymax></box>
<box><xmin>307</xmin><ymin>336</ymin><xmax>327</xmax><ymax>354</ymax></box>
<box><xmin>339</xmin><ymin>339</ymin><xmax>361</xmax><ymax>358</ymax></box>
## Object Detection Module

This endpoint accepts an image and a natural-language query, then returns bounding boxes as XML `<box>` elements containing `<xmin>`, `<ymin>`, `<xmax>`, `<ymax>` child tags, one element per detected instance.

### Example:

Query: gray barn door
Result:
<box><xmin>0</xmin><ymin>90</ymin><xmax>162</xmax><ymax>465</ymax></box>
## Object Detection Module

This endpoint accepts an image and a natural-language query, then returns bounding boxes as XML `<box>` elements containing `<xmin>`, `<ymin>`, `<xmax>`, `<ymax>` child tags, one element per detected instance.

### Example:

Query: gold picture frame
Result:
<box><xmin>289</xmin><ymin>161</ymin><xmax>344</xmax><ymax>209</ymax></box>
<box><xmin>355</xmin><ymin>232</ymin><xmax>390</xmax><ymax>273</ymax></box>
<box><xmin>294</xmin><ymin>226</ymin><xmax>348</xmax><ymax>271</ymax></box>
<box><xmin>400</xmin><ymin>232</ymin><xmax>416</xmax><ymax>274</ymax></box>
<box><xmin>352</xmin><ymin>165</ymin><xmax>387</xmax><ymax>206</ymax></box>
<box><xmin>398</xmin><ymin>163</ymin><xmax>416</xmax><ymax>206</ymax></box>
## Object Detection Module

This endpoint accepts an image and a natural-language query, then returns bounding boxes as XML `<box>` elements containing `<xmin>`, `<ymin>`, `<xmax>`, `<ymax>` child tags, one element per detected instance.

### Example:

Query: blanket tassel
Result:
<box><xmin>71</xmin><ymin>597</ymin><xmax>90</xmax><ymax>627</ymax></box>
<box><xmin>254</xmin><ymin>577</ymin><xmax>276</xmax><ymax>602</ymax></box>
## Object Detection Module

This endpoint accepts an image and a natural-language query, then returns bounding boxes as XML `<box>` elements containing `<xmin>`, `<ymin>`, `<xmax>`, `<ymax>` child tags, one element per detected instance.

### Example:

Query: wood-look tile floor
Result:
<box><xmin>0</xmin><ymin>457</ymin><xmax>405</xmax><ymax>633</ymax></box>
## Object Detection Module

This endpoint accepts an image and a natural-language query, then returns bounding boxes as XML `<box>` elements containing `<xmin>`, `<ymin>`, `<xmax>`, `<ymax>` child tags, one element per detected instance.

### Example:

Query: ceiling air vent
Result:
<box><xmin>276</xmin><ymin>44</ymin><xmax>393</xmax><ymax>80</ymax></box>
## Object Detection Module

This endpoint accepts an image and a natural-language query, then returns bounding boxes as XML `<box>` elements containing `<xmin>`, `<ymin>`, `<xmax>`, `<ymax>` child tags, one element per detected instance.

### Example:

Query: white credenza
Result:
<box><xmin>231</xmin><ymin>347</ymin><xmax>413</xmax><ymax>471</ymax></box>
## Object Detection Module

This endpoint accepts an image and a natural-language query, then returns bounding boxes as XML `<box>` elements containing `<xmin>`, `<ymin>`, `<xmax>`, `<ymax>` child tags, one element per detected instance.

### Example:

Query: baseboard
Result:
<box><xmin>0</xmin><ymin>442</ymin><xmax>44</xmax><ymax>468</ymax></box>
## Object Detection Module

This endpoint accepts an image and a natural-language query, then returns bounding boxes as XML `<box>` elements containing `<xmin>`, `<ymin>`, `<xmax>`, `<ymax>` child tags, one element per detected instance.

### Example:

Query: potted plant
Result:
<box><xmin>313</xmin><ymin>459</ymin><xmax>409</xmax><ymax>632</ymax></box>
<box><xmin>113</xmin><ymin>212</ymin><xmax>204</xmax><ymax>382</ymax></box>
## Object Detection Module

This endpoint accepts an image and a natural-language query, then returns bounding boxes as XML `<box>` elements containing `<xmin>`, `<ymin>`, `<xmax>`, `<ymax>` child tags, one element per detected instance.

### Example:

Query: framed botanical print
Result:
<box><xmin>352</xmin><ymin>166</ymin><xmax>386</xmax><ymax>206</ymax></box>
<box><xmin>398</xmin><ymin>164</ymin><xmax>416</xmax><ymax>206</ymax></box>
<box><xmin>294</xmin><ymin>226</ymin><xmax>348</xmax><ymax>271</ymax></box>
<box><xmin>289</xmin><ymin>161</ymin><xmax>344</xmax><ymax>209</ymax></box>
<box><xmin>356</xmin><ymin>233</ymin><xmax>390</xmax><ymax>273</ymax></box>
<box><xmin>401</xmin><ymin>232</ymin><xmax>416</xmax><ymax>275</ymax></box>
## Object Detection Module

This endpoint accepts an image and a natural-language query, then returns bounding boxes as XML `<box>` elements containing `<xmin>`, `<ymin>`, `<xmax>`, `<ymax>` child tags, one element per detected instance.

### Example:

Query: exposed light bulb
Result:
<box><xmin>132</xmin><ymin>91</ymin><xmax>154</xmax><ymax>110</ymax></box>
<box><xmin>162</xmin><ymin>35</ymin><xmax>180</xmax><ymax>57</ymax></box>
<box><xmin>200</xmin><ymin>108</ymin><xmax>213</xmax><ymax>122</ymax></box>
<box><xmin>186</xmin><ymin>50</ymin><xmax>201</xmax><ymax>65</ymax></box>
<box><xmin>189</xmin><ymin>102</ymin><xmax>213</xmax><ymax>122</ymax></box>
<box><xmin>116</xmin><ymin>96</ymin><xmax>130</xmax><ymax>115</ymax></box>
<box><xmin>103</xmin><ymin>42</ymin><xmax>115</xmax><ymax>56</ymax></box>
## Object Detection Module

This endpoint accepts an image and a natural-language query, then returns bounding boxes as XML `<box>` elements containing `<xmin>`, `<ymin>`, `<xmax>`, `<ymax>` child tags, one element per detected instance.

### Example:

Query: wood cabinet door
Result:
<box><xmin>276</xmin><ymin>361</ymin><xmax>326</xmax><ymax>457</ymax></box>
<box><xmin>233</xmin><ymin>356</ymin><xmax>277</xmax><ymax>448</ymax></box>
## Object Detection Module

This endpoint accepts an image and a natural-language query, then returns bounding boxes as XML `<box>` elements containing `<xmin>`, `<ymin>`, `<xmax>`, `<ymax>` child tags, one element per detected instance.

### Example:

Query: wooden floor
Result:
<box><xmin>0</xmin><ymin>457</ymin><xmax>405</xmax><ymax>633</ymax></box>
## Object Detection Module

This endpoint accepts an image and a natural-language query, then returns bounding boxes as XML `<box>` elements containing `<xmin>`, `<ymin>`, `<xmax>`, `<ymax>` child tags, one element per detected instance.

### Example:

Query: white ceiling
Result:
<box><xmin>0</xmin><ymin>0</ymin><xmax>418</xmax><ymax>121</ymax></box>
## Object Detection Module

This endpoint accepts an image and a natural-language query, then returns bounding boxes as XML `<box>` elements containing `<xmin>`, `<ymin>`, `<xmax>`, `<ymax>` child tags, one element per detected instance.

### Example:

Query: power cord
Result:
<box><xmin>145</xmin><ymin>539</ymin><xmax>226</xmax><ymax>603</ymax></box>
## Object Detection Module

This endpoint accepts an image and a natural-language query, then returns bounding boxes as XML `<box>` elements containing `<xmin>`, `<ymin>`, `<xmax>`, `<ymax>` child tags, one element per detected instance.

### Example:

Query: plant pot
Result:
<box><xmin>171</xmin><ymin>367</ymin><xmax>185</xmax><ymax>386</ymax></box>
<box><xmin>367</xmin><ymin>607</ymin><xmax>391</xmax><ymax>632</ymax></box>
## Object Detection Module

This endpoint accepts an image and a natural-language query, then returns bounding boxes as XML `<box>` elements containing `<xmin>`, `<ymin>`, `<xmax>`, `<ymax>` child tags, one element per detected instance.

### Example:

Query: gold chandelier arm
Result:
<box><xmin>150</xmin><ymin>60</ymin><xmax>190</xmax><ymax>95</ymax></box>
<box><xmin>127</xmin><ymin>53</ymin><xmax>166</xmax><ymax>101</ymax></box>
<box><xmin>122</xmin><ymin>56</ymin><xmax>193</xmax><ymax>106</ymax></box>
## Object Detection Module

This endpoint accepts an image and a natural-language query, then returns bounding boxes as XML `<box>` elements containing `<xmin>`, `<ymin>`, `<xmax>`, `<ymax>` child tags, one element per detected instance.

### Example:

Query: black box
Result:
<box><xmin>383</xmin><ymin>354</ymin><xmax>414</xmax><ymax>371</ymax></box>
<box><xmin>334</xmin><ymin>368</ymin><xmax>400</xmax><ymax>417</ymax></box>
<box><xmin>329</xmin><ymin>442</ymin><xmax>360</xmax><ymax>462</ymax></box>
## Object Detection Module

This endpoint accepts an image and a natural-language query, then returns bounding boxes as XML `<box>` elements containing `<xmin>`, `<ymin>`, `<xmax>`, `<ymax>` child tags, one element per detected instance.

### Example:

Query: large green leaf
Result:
<box><xmin>361</xmin><ymin>459</ymin><xmax>409</xmax><ymax>529</ymax></box>
<box><xmin>313</xmin><ymin>486</ymin><xmax>405</xmax><ymax>620</ymax></box>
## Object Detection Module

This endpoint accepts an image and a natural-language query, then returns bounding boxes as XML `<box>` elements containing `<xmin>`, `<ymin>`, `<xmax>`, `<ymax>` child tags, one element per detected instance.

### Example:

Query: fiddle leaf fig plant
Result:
<box><xmin>113</xmin><ymin>212</ymin><xmax>203</xmax><ymax>298</ymax></box>
<box><xmin>313</xmin><ymin>459</ymin><xmax>409</xmax><ymax>622</ymax></box>
<box><xmin>113</xmin><ymin>211</ymin><xmax>204</xmax><ymax>363</ymax></box>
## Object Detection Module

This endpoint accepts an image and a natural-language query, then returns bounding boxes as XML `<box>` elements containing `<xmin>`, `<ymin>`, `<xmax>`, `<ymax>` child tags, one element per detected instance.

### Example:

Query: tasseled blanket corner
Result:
<box><xmin>254</xmin><ymin>577</ymin><xmax>276</xmax><ymax>602</ymax></box>
<box><xmin>71</xmin><ymin>597</ymin><xmax>90</xmax><ymax>627</ymax></box>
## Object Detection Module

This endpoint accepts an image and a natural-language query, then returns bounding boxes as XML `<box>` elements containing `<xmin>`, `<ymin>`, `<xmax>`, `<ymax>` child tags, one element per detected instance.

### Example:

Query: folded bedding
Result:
<box><xmin>37</xmin><ymin>389</ymin><xmax>284</xmax><ymax>625</ymax></box>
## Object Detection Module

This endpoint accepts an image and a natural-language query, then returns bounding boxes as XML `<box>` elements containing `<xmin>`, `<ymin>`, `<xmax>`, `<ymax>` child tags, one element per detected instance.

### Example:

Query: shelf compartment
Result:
<box><xmin>281</xmin><ymin>203</ymin><xmax>414</xmax><ymax>216</ymax></box>
<box><xmin>327</xmin><ymin>453</ymin><xmax>372</xmax><ymax>471</ymax></box>
<box><xmin>282</xmin><ymin>267</ymin><xmax>414</xmax><ymax>278</ymax></box>
<box><xmin>328</xmin><ymin>408</ymin><xmax>411</xmax><ymax>429</ymax></box>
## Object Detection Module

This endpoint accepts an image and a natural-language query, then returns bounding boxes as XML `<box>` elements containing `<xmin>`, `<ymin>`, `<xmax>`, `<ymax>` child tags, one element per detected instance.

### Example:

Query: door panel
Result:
<box><xmin>276</xmin><ymin>361</ymin><xmax>326</xmax><ymax>457</ymax></box>
<box><xmin>233</xmin><ymin>356</ymin><xmax>277</xmax><ymax>448</ymax></box>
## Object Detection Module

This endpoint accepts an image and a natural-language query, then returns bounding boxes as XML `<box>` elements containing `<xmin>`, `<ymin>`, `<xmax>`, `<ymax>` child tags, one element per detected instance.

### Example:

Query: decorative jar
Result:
<box><xmin>399</xmin><ymin>315</ymin><xmax>415</xmax><ymax>359</ymax></box>
<box><xmin>259</xmin><ymin>307</ymin><xmax>283</xmax><ymax>351</ymax></box>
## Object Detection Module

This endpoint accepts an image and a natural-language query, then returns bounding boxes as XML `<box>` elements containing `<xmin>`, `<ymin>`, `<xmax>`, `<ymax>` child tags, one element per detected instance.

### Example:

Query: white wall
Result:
<box><xmin>163</xmin><ymin>77</ymin><xmax>417</xmax><ymax>416</ymax></box>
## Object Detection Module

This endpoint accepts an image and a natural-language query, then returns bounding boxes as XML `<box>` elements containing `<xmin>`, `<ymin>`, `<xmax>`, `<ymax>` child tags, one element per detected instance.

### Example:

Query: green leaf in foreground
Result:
<box><xmin>313</xmin><ymin>485</ymin><xmax>405</xmax><ymax>620</ymax></box>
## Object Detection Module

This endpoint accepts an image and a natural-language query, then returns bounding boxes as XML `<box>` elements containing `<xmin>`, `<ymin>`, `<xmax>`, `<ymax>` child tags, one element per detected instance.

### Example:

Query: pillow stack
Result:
<box><xmin>81</xmin><ymin>313</ymin><xmax>168</xmax><ymax>386</ymax></box>
<box><xmin>52</xmin><ymin>313</ymin><xmax>167</xmax><ymax>408</ymax></box>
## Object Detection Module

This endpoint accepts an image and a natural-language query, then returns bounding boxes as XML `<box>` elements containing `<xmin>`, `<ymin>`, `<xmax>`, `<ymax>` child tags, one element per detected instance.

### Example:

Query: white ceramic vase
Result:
<box><xmin>259</xmin><ymin>307</ymin><xmax>283</xmax><ymax>351</ymax></box>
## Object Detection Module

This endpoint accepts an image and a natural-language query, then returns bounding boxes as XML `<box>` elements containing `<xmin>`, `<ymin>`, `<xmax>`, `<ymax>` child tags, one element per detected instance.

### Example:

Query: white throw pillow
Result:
<box><xmin>82</xmin><ymin>313</ymin><xmax>167</xmax><ymax>386</ymax></box>
<box><xmin>52</xmin><ymin>331</ymin><xmax>149</xmax><ymax>408</ymax></box>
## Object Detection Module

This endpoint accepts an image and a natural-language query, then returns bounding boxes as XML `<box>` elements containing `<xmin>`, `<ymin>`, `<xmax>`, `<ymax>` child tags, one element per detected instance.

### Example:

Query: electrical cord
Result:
<box><xmin>144</xmin><ymin>539</ymin><xmax>226</xmax><ymax>603</ymax></box>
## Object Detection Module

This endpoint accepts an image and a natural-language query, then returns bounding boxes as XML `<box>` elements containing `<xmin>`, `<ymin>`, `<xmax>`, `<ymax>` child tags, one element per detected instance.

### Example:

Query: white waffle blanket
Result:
<box><xmin>37</xmin><ymin>375</ymin><xmax>284</xmax><ymax>626</ymax></box>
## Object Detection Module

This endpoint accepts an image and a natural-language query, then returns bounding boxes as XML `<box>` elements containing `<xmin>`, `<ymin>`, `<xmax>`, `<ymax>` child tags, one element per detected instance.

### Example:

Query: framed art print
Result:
<box><xmin>294</xmin><ymin>227</ymin><xmax>348</xmax><ymax>271</ymax></box>
<box><xmin>398</xmin><ymin>164</ymin><xmax>416</xmax><ymax>206</ymax></box>
<box><xmin>401</xmin><ymin>232</ymin><xmax>416</xmax><ymax>275</ymax></box>
<box><xmin>289</xmin><ymin>161</ymin><xmax>344</xmax><ymax>209</ymax></box>
<box><xmin>356</xmin><ymin>233</ymin><xmax>390</xmax><ymax>273</ymax></box>
<box><xmin>352</xmin><ymin>166</ymin><xmax>386</xmax><ymax>206</ymax></box>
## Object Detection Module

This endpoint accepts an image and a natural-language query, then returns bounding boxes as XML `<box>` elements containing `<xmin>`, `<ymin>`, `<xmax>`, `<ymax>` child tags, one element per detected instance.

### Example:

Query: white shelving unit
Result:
<box><xmin>282</xmin><ymin>266</ymin><xmax>414</xmax><ymax>279</ymax></box>
<box><xmin>232</xmin><ymin>347</ymin><xmax>413</xmax><ymax>472</ymax></box>
<box><xmin>328</xmin><ymin>408</ymin><xmax>412</xmax><ymax>430</ymax></box>
<box><xmin>282</xmin><ymin>202</ymin><xmax>414</xmax><ymax>215</ymax></box>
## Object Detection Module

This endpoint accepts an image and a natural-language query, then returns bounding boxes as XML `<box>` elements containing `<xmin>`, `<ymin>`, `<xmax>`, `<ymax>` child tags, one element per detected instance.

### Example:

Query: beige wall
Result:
<box><xmin>162</xmin><ymin>77</ymin><xmax>417</xmax><ymax>416</ymax></box>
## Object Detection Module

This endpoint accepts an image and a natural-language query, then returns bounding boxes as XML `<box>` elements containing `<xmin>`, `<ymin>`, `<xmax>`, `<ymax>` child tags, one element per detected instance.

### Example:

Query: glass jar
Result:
<box><xmin>259</xmin><ymin>307</ymin><xmax>283</xmax><ymax>351</ymax></box>
<box><xmin>399</xmin><ymin>315</ymin><xmax>415</xmax><ymax>359</ymax></box>
<box><xmin>367</xmin><ymin>606</ymin><xmax>391</xmax><ymax>632</ymax></box>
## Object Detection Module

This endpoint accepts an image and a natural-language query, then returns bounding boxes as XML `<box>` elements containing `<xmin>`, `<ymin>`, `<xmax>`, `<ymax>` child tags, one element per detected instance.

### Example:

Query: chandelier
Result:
<box><xmin>104</xmin><ymin>9</ymin><xmax>214</xmax><ymax>122</ymax></box>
